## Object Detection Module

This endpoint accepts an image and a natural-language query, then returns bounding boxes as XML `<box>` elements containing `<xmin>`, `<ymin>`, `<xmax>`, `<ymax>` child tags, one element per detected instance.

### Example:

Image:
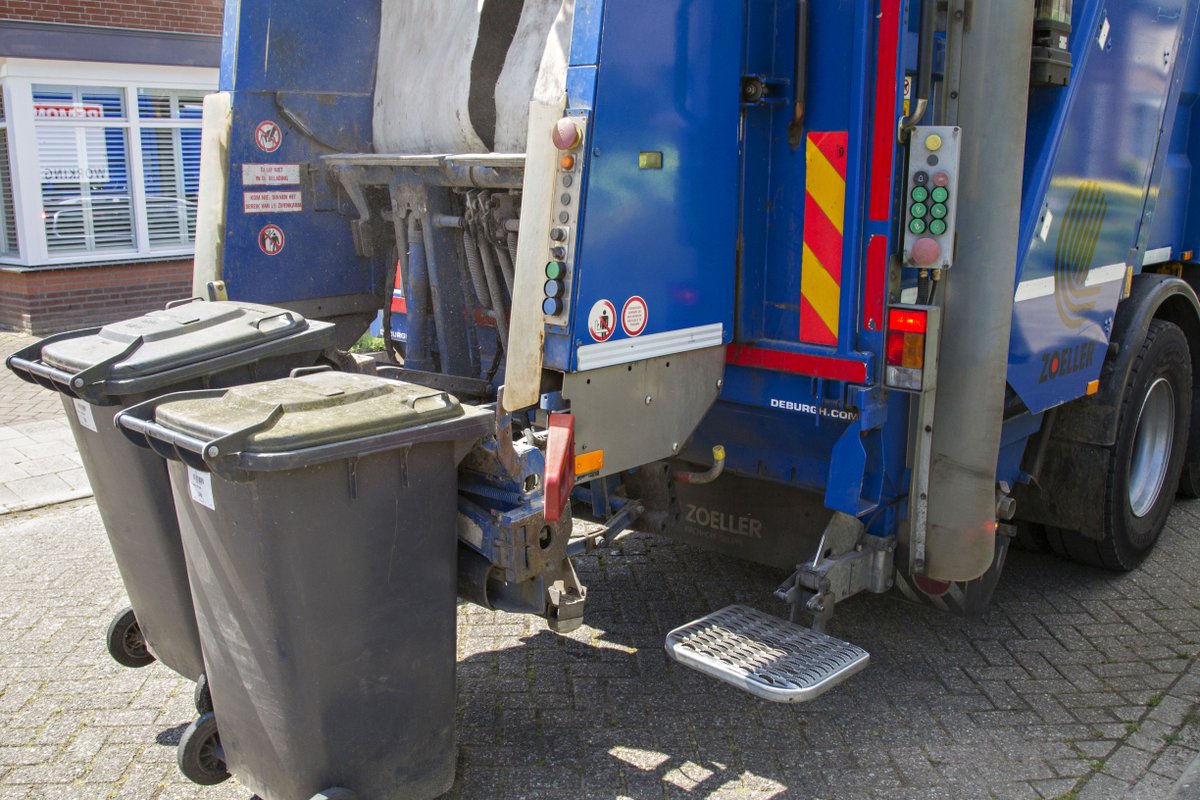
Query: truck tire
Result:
<box><xmin>1177</xmin><ymin>462</ymin><xmax>1200</xmax><ymax>498</ymax></box>
<box><xmin>1047</xmin><ymin>320</ymin><xmax>1191</xmax><ymax>569</ymax></box>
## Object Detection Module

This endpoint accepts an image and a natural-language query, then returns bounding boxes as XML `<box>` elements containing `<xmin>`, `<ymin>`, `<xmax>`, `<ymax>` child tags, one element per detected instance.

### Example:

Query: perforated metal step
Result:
<box><xmin>665</xmin><ymin>604</ymin><xmax>870</xmax><ymax>703</ymax></box>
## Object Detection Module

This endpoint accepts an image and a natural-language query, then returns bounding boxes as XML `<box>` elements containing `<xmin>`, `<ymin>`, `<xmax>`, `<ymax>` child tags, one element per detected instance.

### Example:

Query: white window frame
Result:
<box><xmin>0</xmin><ymin>58</ymin><xmax>217</xmax><ymax>268</ymax></box>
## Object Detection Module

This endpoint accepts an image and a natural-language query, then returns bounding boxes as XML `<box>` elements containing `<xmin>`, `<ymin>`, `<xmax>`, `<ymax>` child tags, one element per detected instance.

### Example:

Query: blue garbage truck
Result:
<box><xmin>128</xmin><ymin>0</ymin><xmax>1200</xmax><ymax>795</ymax></box>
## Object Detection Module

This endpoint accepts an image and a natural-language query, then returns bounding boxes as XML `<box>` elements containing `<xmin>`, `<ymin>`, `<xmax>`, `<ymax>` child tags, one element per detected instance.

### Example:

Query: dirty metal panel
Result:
<box><xmin>562</xmin><ymin>345</ymin><xmax>724</xmax><ymax>479</ymax></box>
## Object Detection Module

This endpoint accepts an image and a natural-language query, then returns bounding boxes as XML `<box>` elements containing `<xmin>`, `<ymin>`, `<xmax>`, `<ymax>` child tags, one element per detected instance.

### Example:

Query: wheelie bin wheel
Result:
<box><xmin>193</xmin><ymin>672</ymin><xmax>213</xmax><ymax>716</ymax></box>
<box><xmin>177</xmin><ymin>712</ymin><xmax>230</xmax><ymax>786</ymax></box>
<box><xmin>106</xmin><ymin>607</ymin><xmax>156</xmax><ymax>668</ymax></box>
<box><xmin>311</xmin><ymin>790</ymin><xmax>359</xmax><ymax>800</ymax></box>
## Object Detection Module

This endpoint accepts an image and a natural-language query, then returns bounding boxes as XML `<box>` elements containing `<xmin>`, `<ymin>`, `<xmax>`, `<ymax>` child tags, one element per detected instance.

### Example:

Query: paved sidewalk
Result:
<box><xmin>1</xmin><ymin>331</ymin><xmax>1200</xmax><ymax>798</ymax></box>
<box><xmin>0</xmin><ymin>332</ymin><xmax>92</xmax><ymax>514</ymax></box>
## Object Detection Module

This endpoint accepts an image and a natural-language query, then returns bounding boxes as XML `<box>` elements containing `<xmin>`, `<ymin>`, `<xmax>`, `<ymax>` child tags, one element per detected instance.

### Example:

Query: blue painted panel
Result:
<box><xmin>221</xmin><ymin>0</ymin><xmax>380</xmax><ymax>94</ymax></box>
<box><xmin>218</xmin><ymin>0</ymin><xmax>380</xmax><ymax>306</ymax></box>
<box><xmin>1010</xmin><ymin>0</ymin><xmax>1193</xmax><ymax>412</ymax></box>
<box><xmin>566</xmin><ymin>0</ymin><xmax>745</xmax><ymax>366</ymax></box>
<box><xmin>570</xmin><ymin>0</ymin><xmax>605</xmax><ymax>67</ymax></box>
<box><xmin>222</xmin><ymin>95</ymin><xmax>379</xmax><ymax>304</ymax></box>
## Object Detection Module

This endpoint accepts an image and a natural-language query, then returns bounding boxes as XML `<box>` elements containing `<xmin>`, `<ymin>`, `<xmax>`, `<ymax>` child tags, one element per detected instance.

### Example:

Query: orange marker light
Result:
<box><xmin>559</xmin><ymin>154</ymin><xmax>576</xmax><ymax>172</ymax></box>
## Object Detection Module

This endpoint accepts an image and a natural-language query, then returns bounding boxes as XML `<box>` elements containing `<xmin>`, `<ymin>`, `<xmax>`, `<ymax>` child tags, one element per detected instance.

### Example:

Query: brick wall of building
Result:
<box><xmin>0</xmin><ymin>261</ymin><xmax>192</xmax><ymax>335</ymax></box>
<box><xmin>0</xmin><ymin>0</ymin><xmax>224</xmax><ymax>36</ymax></box>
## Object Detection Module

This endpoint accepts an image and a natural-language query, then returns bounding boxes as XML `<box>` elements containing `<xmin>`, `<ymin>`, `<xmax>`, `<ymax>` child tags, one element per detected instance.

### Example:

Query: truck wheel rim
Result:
<box><xmin>1129</xmin><ymin>377</ymin><xmax>1174</xmax><ymax>518</ymax></box>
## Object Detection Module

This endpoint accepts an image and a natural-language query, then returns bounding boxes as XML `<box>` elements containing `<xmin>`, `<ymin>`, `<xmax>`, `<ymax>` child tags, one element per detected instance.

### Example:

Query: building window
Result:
<box><xmin>0</xmin><ymin>94</ymin><xmax>17</xmax><ymax>257</ymax></box>
<box><xmin>35</xmin><ymin>85</ymin><xmax>134</xmax><ymax>255</ymax></box>
<box><xmin>0</xmin><ymin>66</ymin><xmax>215</xmax><ymax>267</ymax></box>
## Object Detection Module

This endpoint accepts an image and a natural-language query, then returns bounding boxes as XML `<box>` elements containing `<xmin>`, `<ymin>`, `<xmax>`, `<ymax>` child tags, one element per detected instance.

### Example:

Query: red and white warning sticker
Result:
<box><xmin>244</xmin><ymin>190</ymin><xmax>302</xmax><ymax>214</ymax></box>
<box><xmin>621</xmin><ymin>296</ymin><xmax>648</xmax><ymax>337</ymax></box>
<box><xmin>254</xmin><ymin>120</ymin><xmax>282</xmax><ymax>153</ymax></box>
<box><xmin>587</xmin><ymin>299</ymin><xmax>617</xmax><ymax>342</ymax></box>
<box><xmin>258</xmin><ymin>224</ymin><xmax>285</xmax><ymax>256</ymax></box>
<box><xmin>242</xmin><ymin>163</ymin><xmax>300</xmax><ymax>186</ymax></box>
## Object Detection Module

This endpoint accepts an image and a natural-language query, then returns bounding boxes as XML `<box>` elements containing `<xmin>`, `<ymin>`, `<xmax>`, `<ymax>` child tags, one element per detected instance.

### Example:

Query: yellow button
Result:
<box><xmin>925</xmin><ymin>134</ymin><xmax>943</xmax><ymax>152</ymax></box>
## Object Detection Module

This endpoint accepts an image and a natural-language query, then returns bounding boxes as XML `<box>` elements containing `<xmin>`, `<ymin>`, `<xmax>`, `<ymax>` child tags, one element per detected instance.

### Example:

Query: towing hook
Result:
<box><xmin>673</xmin><ymin>445</ymin><xmax>726</xmax><ymax>485</ymax></box>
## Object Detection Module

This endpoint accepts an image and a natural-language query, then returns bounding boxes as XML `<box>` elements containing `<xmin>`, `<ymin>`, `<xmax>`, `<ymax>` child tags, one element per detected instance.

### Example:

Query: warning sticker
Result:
<box><xmin>242</xmin><ymin>163</ymin><xmax>301</xmax><ymax>186</ymax></box>
<box><xmin>254</xmin><ymin>120</ymin><xmax>282</xmax><ymax>153</ymax></box>
<box><xmin>188</xmin><ymin>467</ymin><xmax>216</xmax><ymax>511</ymax></box>
<box><xmin>587</xmin><ymin>299</ymin><xmax>617</xmax><ymax>342</ymax></box>
<box><xmin>621</xmin><ymin>296</ymin><xmax>648</xmax><ymax>337</ymax></box>
<box><xmin>244</xmin><ymin>191</ymin><xmax>303</xmax><ymax>214</ymax></box>
<box><xmin>258</xmin><ymin>224</ymin><xmax>286</xmax><ymax>256</ymax></box>
<box><xmin>72</xmin><ymin>399</ymin><xmax>96</xmax><ymax>432</ymax></box>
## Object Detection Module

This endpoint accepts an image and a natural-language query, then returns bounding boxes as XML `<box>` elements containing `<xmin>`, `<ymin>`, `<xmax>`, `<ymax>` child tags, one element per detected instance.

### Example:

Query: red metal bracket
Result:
<box><xmin>544</xmin><ymin>412</ymin><xmax>575</xmax><ymax>522</ymax></box>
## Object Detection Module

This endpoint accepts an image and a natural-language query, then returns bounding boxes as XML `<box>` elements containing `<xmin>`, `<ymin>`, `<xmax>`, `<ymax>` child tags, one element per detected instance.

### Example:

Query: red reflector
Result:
<box><xmin>886</xmin><ymin>331</ymin><xmax>906</xmax><ymax>366</ymax></box>
<box><xmin>888</xmin><ymin>308</ymin><xmax>928</xmax><ymax>334</ymax></box>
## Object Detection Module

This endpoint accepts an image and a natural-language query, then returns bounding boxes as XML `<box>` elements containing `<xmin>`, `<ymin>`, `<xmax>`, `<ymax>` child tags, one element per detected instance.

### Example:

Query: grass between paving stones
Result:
<box><xmin>1053</xmin><ymin>670</ymin><xmax>1200</xmax><ymax>800</ymax></box>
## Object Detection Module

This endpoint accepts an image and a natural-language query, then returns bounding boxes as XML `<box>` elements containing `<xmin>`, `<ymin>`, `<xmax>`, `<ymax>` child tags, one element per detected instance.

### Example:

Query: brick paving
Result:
<box><xmin>0</xmin><ymin>328</ymin><xmax>1198</xmax><ymax>799</ymax></box>
<box><xmin>1</xmin><ymin>492</ymin><xmax>1200</xmax><ymax>799</ymax></box>
<box><xmin>0</xmin><ymin>333</ymin><xmax>92</xmax><ymax>514</ymax></box>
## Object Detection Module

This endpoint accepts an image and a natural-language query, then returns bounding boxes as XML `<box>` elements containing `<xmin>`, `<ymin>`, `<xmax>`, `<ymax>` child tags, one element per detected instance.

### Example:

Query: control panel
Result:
<box><xmin>902</xmin><ymin>126</ymin><xmax>962</xmax><ymax>271</ymax></box>
<box><xmin>543</xmin><ymin>116</ymin><xmax>586</xmax><ymax>326</ymax></box>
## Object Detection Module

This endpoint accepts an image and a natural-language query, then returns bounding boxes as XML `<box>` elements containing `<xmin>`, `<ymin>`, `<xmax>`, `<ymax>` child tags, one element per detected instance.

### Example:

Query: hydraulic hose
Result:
<box><xmin>673</xmin><ymin>445</ymin><xmax>727</xmax><ymax>485</ymax></box>
<box><xmin>473</xmin><ymin>223</ymin><xmax>509</xmax><ymax>352</ymax></box>
<box><xmin>493</xmin><ymin>239</ymin><xmax>515</xmax><ymax>297</ymax></box>
<box><xmin>461</xmin><ymin>229</ymin><xmax>491</xmax><ymax>308</ymax></box>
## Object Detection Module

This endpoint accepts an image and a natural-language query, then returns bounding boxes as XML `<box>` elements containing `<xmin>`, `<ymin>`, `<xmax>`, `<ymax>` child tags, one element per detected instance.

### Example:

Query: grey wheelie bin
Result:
<box><xmin>116</xmin><ymin>370</ymin><xmax>491</xmax><ymax>800</ymax></box>
<box><xmin>4</xmin><ymin>299</ymin><xmax>337</xmax><ymax>702</ymax></box>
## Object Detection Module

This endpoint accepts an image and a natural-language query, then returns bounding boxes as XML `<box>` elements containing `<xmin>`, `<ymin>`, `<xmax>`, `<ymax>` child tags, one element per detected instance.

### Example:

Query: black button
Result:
<box><xmin>913</xmin><ymin>171</ymin><xmax>930</xmax><ymax>187</ymax></box>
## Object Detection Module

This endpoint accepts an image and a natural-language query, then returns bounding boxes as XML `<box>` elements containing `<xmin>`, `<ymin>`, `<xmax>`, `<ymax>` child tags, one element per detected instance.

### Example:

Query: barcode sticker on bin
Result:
<box><xmin>188</xmin><ymin>467</ymin><xmax>216</xmax><ymax>510</ymax></box>
<box><xmin>72</xmin><ymin>399</ymin><xmax>96</xmax><ymax>432</ymax></box>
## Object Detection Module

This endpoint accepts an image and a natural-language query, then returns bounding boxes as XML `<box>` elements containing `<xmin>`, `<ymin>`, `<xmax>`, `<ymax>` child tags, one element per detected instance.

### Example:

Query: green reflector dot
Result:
<box><xmin>930</xmin><ymin>219</ymin><xmax>947</xmax><ymax>235</ymax></box>
<box><xmin>931</xmin><ymin>203</ymin><xmax>948</xmax><ymax>219</ymax></box>
<box><xmin>911</xmin><ymin>203</ymin><xmax>928</xmax><ymax>219</ymax></box>
<box><xmin>546</xmin><ymin>262</ymin><xmax>565</xmax><ymax>280</ymax></box>
<box><xmin>909</xmin><ymin>219</ymin><xmax>927</xmax><ymax>235</ymax></box>
<box><xmin>931</xmin><ymin>187</ymin><xmax>949</xmax><ymax>203</ymax></box>
<box><xmin>911</xmin><ymin>186</ymin><xmax>929</xmax><ymax>203</ymax></box>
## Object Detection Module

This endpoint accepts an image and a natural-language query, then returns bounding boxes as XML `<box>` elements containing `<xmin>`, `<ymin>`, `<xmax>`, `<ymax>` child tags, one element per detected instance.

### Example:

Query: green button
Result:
<box><xmin>911</xmin><ymin>186</ymin><xmax>929</xmax><ymax>203</ymax></box>
<box><xmin>929</xmin><ymin>219</ymin><xmax>947</xmax><ymax>235</ymax></box>
<box><xmin>909</xmin><ymin>218</ymin><xmax>927</xmax><ymax>235</ymax></box>
<box><xmin>911</xmin><ymin>203</ymin><xmax>928</xmax><ymax>219</ymax></box>
<box><xmin>931</xmin><ymin>203</ymin><xmax>948</xmax><ymax>220</ymax></box>
<box><xmin>931</xmin><ymin>187</ymin><xmax>949</xmax><ymax>203</ymax></box>
<box><xmin>545</xmin><ymin>261</ymin><xmax>565</xmax><ymax>280</ymax></box>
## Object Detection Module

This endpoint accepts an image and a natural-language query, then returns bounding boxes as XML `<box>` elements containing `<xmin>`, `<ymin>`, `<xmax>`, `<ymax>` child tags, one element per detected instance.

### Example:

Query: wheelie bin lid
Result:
<box><xmin>117</xmin><ymin>371</ymin><xmax>493</xmax><ymax>480</ymax></box>
<box><xmin>5</xmin><ymin>299</ymin><xmax>337</xmax><ymax>404</ymax></box>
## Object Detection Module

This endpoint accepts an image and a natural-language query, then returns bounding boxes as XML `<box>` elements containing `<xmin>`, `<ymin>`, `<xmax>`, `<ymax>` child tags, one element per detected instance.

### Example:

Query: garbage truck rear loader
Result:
<box><xmin>155</xmin><ymin>0</ymin><xmax>1200</xmax><ymax>795</ymax></box>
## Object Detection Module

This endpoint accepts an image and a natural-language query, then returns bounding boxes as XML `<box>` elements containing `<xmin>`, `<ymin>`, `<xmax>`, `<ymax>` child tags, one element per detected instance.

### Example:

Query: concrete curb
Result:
<box><xmin>1171</xmin><ymin>752</ymin><xmax>1200</xmax><ymax>800</ymax></box>
<box><xmin>0</xmin><ymin>487</ymin><xmax>94</xmax><ymax>516</ymax></box>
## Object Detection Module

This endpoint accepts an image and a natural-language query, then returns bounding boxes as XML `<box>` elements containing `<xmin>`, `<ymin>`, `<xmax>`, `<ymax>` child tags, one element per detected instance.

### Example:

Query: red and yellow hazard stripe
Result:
<box><xmin>800</xmin><ymin>132</ymin><xmax>848</xmax><ymax>347</ymax></box>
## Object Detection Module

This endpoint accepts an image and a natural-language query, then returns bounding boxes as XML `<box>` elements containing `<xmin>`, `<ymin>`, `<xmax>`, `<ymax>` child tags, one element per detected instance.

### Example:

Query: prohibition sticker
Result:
<box><xmin>621</xmin><ymin>296</ymin><xmax>648</xmax><ymax>337</ymax></box>
<box><xmin>258</xmin><ymin>224</ymin><xmax>286</xmax><ymax>256</ymax></box>
<box><xmin>254</xmin><ymin>120</ymin><xmax>282</xmax><ymax>153</ymax></box>
<box><xmin>587</xmin><ymin>299</ymin><xmax>617</xmax><ymax>342</ymax></box>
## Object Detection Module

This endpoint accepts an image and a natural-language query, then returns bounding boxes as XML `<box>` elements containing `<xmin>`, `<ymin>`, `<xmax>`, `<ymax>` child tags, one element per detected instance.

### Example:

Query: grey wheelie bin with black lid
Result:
<box><xmin>4</xmin><ymin>299</ymin><xmax>337</xmax><ymax>699</ymax></box>
<box><xmin>116</xmin><ymin>370</ymin><xmax>491</xmax><ymax>800</ymax></box>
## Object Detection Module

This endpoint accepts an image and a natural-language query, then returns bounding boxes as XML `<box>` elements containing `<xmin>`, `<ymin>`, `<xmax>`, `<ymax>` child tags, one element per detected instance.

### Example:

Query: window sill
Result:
<box><xmin>0</xmin><ymin>251</ymin><xmax>195</xmax><ymax>273</ymax></box>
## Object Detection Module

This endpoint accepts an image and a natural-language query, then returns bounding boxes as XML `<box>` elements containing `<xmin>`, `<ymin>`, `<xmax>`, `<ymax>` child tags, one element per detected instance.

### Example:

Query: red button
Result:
<box><xmin>933</xmin><ymin>171</ymin><xmax>951</xmax><ymax>187</ymax></box>
<box><xmin>912</xmin><ymin>237</ymin><xmax>942</xmax><ymax>267</ymax></box>
<box><xmin>551</xmin><ymin>118</ymin><xmax>581</xmax><ymax>151</ymax></box>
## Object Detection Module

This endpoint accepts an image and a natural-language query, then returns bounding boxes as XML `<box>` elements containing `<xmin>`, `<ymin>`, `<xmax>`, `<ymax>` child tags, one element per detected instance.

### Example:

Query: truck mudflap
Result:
<box><xmin>892</xmin><ymin>533</ymin><xmax>1013</xmax><ymax>619</ymax></box>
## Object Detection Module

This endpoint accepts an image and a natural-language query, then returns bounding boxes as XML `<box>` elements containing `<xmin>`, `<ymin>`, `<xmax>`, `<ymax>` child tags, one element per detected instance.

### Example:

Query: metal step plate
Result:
<box><xmin>665</xmin><ymin>604</ymin><xmax>870</xmax><ymax>703</ymax></box>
